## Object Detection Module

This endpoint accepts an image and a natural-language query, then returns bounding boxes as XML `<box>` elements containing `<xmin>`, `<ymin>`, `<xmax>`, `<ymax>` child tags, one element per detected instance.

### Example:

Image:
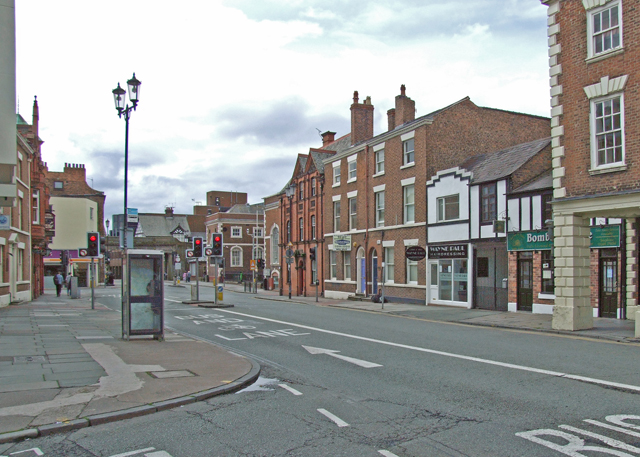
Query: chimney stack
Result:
<box><xmin>321</xmin><ymin>131</ymin><xmax>336</xmax><ymax>147</ymax></box>
<box><xmin>350</xmin><ymin>90</ymin><xmax>374</xmax><ymax>146</ymax></box>
<box><xmin>387</xmin><ymin>109</ymin><xmax>396</xmax><ymax>132</ymax></box>
<box><xmin>394</xmin><ymin>84</ymin><xmax>415</xmax><ymax>128</ymax></box>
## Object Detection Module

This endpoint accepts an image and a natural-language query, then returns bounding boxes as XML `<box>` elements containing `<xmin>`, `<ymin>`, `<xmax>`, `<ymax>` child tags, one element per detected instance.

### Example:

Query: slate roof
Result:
<box><xmin>510</xmin><ymin>170</ymin><xmax>553</xmax><ymax>194</ymax></box>
<box><xmin>459</xmin><ymin>137</ymin><xmax>552</xmax><ymax>184</ymax></box>
<box><xmin>136</xmin><ymin>213</ymin><xmax>191</xmax><ymax>237</ymax></box>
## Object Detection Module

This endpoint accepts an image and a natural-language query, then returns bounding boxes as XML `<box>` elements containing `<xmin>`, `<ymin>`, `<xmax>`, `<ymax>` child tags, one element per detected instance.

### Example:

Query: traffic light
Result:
<box><xmin>309</xmin><ymin>247</ymin><xmax>316</xmax><ymax>261</ymax></box>
<box><xmin>211</xmin><ymin>233</ymin><xmax>223</xmax><ymax>256</ymax></box>
<box><xmin>193</xmin><ymin>237</ymin><xmax>203</xmax><ymax>258</ymax></box>
<box><xmin>87</xmin><ymin>232</ymin><xmax>99</xmax><ymax>257</ymax></box>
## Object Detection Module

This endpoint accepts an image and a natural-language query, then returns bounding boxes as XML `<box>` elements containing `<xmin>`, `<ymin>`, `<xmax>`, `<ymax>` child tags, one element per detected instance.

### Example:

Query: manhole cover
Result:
<box><xmin>14</xmin><ymin>356</ymin><xmax>47</xmax><ymax>363</ymax></box>
<box><xmin>149</xmin><ymin>370</ymin><xmax>196</xmax><ymax>379</ymax></box>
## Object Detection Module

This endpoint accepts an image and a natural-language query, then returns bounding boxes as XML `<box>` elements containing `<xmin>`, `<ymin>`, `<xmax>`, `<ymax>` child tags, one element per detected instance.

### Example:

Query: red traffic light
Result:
<box><xmin>89</xmin><ymin>235</ymin><xmax>97</xmax><ymax>242</ymax></box>
<box><xmin>214</xmin><ymin>236</ymin><xmax>221</xmax><ymax>242</ymax></box>
<box><xmin>195</xmin><ymin>238</ymin><xmax>202</xmax><ymax>245</ymax></box>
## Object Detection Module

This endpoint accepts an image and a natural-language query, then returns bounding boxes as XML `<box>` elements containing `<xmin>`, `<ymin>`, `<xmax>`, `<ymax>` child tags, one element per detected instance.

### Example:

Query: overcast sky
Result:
<box><xmin>15</xmin><ymin>0</ymin><xmax>550</xmax><ymax>225</ymax></box>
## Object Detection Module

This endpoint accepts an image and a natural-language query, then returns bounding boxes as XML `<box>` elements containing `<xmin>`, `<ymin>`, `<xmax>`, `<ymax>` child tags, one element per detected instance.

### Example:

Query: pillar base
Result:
<box><xmin>552</xmin><ymin>304</ymin><xmax>593</xmax><ymax>331</ymax></box>
<box><xmin>627</xmin><ymin>305</ymin><xmax>639</xmax><ymax>321</ymax></box>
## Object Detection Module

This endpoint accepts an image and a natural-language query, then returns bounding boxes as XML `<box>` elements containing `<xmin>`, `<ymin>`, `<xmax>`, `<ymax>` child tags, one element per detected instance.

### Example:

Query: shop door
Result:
<box><xmin>517</xmin><ymin>257</ymin><xmax>533</xmax><ymax>311</ymax></box>
<box><xmin>599</xmin><ymin>258</ymin><xmax>618</xmax><ymax>318</ymax></box>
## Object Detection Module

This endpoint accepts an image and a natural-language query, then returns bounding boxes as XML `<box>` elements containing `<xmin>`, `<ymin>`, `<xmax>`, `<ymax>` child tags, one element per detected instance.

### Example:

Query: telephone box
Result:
<box><xmin>123</xmin><ymin>249</ymin><xmax>164</xmax><ymax>340</ymax></box>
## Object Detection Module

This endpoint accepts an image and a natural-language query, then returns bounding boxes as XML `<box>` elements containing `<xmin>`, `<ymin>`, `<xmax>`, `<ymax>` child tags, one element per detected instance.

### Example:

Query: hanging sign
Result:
<box><xmin>333</xmin><ymin>234</ymin><xmax>352</xmax><ymax>251</ymax></box>
<box><xmin>405</xmin><ymin>246</ymin><xmax>426</xmax><ymax>261</ymax></box>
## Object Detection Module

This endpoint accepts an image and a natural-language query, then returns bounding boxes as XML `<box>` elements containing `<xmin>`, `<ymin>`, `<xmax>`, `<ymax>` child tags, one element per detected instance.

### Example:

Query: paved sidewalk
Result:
<box><xmin>218</xmin><ymin>282</ymin><xmax>639</xmax><ymax>343</ymax></box>
<box><xmin>0</xmin><ymin>290</ymin><xmax>259</xmax><ymax>443</ymax></box>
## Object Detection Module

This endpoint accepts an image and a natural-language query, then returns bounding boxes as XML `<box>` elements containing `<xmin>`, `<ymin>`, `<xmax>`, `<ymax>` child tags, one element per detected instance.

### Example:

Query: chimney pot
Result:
<box><xmin>353</xmin><ymin>91</ymin><xmax>359</xmax><ymax>104</ymax></box>
<box><xmin>401</xmin><ymin>84</ymin><xmax>406</xmax><ymax>96</ymax></box>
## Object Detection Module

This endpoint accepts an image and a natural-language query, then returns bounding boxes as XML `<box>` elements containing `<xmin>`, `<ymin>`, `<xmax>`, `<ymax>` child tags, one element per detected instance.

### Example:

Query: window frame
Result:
<box><xmin>480</xmin><ymin>183</ymin><xmax>497</xmax><ymax>223</ymax></box>
<box><xmin>231</xmin><ymin>226</ymin><xmax>242</xmax><ymax>238</ymax></box>
<box><xmin>32</xmin><ymin>190</ymin><xmax>40</xmax><ymax>225</ymax></box>
<box><xmin>403</xmin><ymin>184</ymin><xmax>415</xmax><ymax>224</ymax></box>
<box><xmin>299</xmin><ymin>217</ymin><xmax>304</xmax><ymax>241</ymax></box>
<box><xmin>384</xmin><ymin>247</ymin><xmax>394</xmax><ymax>283</ymax></box>
<box><xmin>330</xmin><ymin>250</ymin><xmax>337</xmax><ymax>279</ymax></box>
<box><xmin>311</xmin><ymin>178</ymin><xmax>316</xmax><ymax>196</ymax></box>
<box><xmin>403</xmin><ymin>138</ymin><xmax>415</xmax><ymax>166</ymax></box>
<box><xmin>270</xmin><ymin>227</ymin><xmax>280</xmax><ymax>264</ymax></box>
<box><xmin>406</xmin><ymin>257</ymin><xmax>418</xmax><ymax>285</ymax></box>
<box><xmin>541</xmin><ymin>249</ymin><xmax>555</xmax><ymax>295</ymax></box>
<box><xmin>348</xmin><ymin>160</ymin><xmax>357</xmax><ymax>182</ymax></box>
<box><xmin>375</xmin><ymin>191</ymin><xmax>385</xmax><ymax>227</ymax></box>
<box><xmin>311</xmin><ymin>215</ymin><xmax>316</xmax><ymax>240</ymax></box>
<box><xmin>375</xmin><ymin>148</ymin><xmax>385</xmax><ymax>175</ymax></box>
<box><xmin>231</xmin><ymin>247</ymin><xmax>242</xmax><ymax>267</ymax></box>
<box><xmin>437</xmin><ymin>194</ymin><xmax>460</xmax><ymax>222</ymax></box>
<box><xmin>343</xmin><ymin>252</ymin><xmax>351</xmax><ymax>281</ymax></box>
<box><xmin>333</xmin><ymin>201</ymin><xmax>341</xmax><ymax>233</ymax></box>
<box><xmin>590</xmin><ymin>94</ymin><xmax>625</xmax><ymax>170</ymax></box>
<box><xmin>587</xmin><ymin>1</ymin><xmax>622</xmax><ymax>59</ymax></box>
<box><xmin>349</xmin><ymin>197</ymin><xmax>357</xmax><ymax>231</ymax></box>
<box><xmin>333</xmin><ymin>164</ymin><xmax>341</xmax><ymax>186</ymax></box>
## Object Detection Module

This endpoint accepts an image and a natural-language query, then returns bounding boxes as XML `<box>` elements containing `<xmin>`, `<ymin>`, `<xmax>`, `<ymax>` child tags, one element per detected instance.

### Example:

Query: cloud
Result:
<box><xmin>213</xmin><ymin>97</ymin><xmax>349</xmax><ymax>147</ymax></box>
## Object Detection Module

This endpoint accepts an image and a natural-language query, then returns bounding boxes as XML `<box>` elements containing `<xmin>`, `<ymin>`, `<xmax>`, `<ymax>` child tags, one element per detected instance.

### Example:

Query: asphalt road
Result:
<box><xmin>2</xmin><ymin>284</ymin><xmax>640</xmax><ymax>457</ymax></box>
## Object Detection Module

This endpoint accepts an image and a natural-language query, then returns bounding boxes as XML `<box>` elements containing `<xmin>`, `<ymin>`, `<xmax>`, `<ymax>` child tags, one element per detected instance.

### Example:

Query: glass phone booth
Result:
<box><xmin>123</xmin><ymin>249</ymin><xmax>164</xmax><ymax>340</ymax></box>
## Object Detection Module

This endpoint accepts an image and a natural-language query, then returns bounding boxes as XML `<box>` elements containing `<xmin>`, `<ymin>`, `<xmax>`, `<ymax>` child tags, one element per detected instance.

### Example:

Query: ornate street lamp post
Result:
<box><xmin>285</xmin><ymin>181</ymin><xmax>297</xmax><ymax>299</ymax></box>
<box><xmin>112</xmin><ymin>73</ymin><xmax>141</xmax><ymax>335</ymax></box>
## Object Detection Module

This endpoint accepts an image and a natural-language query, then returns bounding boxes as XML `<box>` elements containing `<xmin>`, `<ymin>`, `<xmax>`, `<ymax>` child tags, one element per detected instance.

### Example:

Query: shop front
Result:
<box><xmin>427</xmin><ymin>243</ymin><xmax>471</xmax><ymax>308</ymax></box>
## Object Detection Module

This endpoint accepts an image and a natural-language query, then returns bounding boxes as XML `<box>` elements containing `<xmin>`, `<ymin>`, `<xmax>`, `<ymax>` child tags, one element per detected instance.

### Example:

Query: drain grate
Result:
<box><xmin>148</xmin><ymin>370</ymin><xmax>196</xmax><ymax>379</ymax></box>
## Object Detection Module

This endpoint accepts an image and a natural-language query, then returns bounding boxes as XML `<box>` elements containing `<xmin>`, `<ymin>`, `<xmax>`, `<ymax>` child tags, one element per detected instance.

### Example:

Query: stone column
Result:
<box><xmin>552</xmin><ymin>214</ymin><xmax>593</xmax><ymax>330</ymax></box>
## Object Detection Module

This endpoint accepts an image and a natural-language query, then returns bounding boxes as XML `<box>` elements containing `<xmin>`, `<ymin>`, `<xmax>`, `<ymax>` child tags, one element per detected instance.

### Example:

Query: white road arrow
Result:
<box><xmin>302</xmin><ymin>345</ymin><xmax>382</xmax><ymax>368</ymax></box>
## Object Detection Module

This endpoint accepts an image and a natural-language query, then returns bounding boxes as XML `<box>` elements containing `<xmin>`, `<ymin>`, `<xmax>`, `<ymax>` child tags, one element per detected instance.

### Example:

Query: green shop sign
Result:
<box><xmin>590</xmin><ymin>225</ymin><xmax>620</xmax><ymax>248</ymax></box>
<box><xmin>508</xmin><ymin>230</ymin><xmax>552</xmax><ymax>251</ymax></box>
<box><xmin>508</xmin><ymin>225</ymin><xmax>620</xmax><ymax>251</ymax></box>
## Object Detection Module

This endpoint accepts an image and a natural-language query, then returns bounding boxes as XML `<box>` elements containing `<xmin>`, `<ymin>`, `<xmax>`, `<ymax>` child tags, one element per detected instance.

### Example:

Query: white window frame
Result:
<box><xmin>270</xmin><ymin>227</ymin><xmax>279</xmax><ymax>265</ymax></box>
<box><xmin>587</xmin><ymin>1</ymin><xmax>622</xmax><ymax>59</ymax></box>
<box><xmin>299</xmin><ymin>217</ymin><xmax>304</xmax><ymax>241</ymax></box>
<box><xmin>375</xmin><ymin>191</ymin><xmax>385</xmax><ymax>227</ymax></box>
<box><xmin>403</xmin><ymin>138</ymin><xmax>415</xmax><ymax>166</ymax></box>
<box><xmin>333</xmin><ymin>201</ymin><xmax>341</xmax><ymax>233</ymax></box>
<box><xmin>437</xmin><ymin>194</ymin><xmax>460</xmax><ymax>222</ymax></box>
<box><xmin>374</xmin><ymin>144</ymin><xmax>385</xmax><ymax>175</ymax></box>
<box><xmin>332</xmin><ymin>162</ymin><xmax>341</xmax><ymax>186</ymax></box>
<box><xmin>311</xmin><ymin>215</ymin><xmax>316</xmax><ymax>240</ymax></box>
<box><xmin>403</xmin><ymin>184</ymin><xmax>415</xmax><ymax>224</ymax></box>
<box><xmin>349</xmin><ymin>197</ymin><xmax>357</xmax><ymax>231</ymax></box>
<box><xmin>311</xmin><ymin>177</ymin><xmax>316</xmax><ymax>196</ymax></box>
<box><xmin>348</xmin><ymin>160</ymin><xmax>357</xmax><ymax>182</ymax></box>
<box><xmin>253</xmin><ymin>227</ymin><xmax>263</xmax><ymax>238</ymax></box>
<box><xmin>406</xmin><ymin>257</ymin><xmax>418</xmax><ymax>285</ymax></box>
<box><xmin>330</xmin><ymin>250</ymin><xmax>337</xmax><ymax>279</ymax></box>
<box><xmin>32</xmin><ymin>190</ymin><xmax>40</xmax><ymax>225</ymax></box>
<box><xmin>344</xmin><ymin>252</ymin><xmax>351</xmax><ymax>281</ymax></box>
<box><xmin>384</xmin><ymin>247</ymin><xmax>394</xmax><ymax>283</ymax></box>
<box><xmin>17</xmin><ymin>248</ymin><xmax>23</xmax><ymax>281</ymax></box>
<box><xmin>54</xmin><ymin>181</ymin><xmax>63</xmax><ymax>189</ymax></box>
<box><xmin>231</xmin><ymin>247</ymin><xmax>243</xmax><ymax>267</ymax></box>
<box><xmin>590</xmin><ymin>93</ymin><xmax>625</xmax><ymax>170</ymax></box>
<box><xmin>231</xmin><ymin>226</ymin><xmax>242</xmax><ymax>238</ymax></box>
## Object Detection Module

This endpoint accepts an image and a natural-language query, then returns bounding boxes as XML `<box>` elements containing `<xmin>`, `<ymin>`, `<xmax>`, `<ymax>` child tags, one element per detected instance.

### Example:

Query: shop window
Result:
<box><xmin>481</xmin><ymin>183</ymin><xmax>496</xmax><ymax>223</ymax></box>
<box><xmin>437</xmin><ymin>194</ymin><xmax>459</xmax><ymax>222</ymax></box>
<box><xmin>438</xmin><ymin>259</ymin><xmax>467</xmax><ymax>301</ymax></box>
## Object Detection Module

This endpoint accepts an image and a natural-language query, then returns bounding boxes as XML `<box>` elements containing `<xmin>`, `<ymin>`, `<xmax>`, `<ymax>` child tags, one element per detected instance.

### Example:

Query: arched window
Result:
<box><xmin>231</xmin><ymin>247</ymin><xmax>243</xmax><ymax>267</ymax></box>
<box><xmin>287</xmin><ymin>220</ymin><xmax>291</xmax><ymax>243</ymax></box>
<box><xmin>253</xmin><ymin>246</ymin><xmax>264</xmax><ymax>260</ymax></box>
<box><xmin>271</xmin><ymin>227</ymin><xmax>280</xmax><ymax>264</ymax></box>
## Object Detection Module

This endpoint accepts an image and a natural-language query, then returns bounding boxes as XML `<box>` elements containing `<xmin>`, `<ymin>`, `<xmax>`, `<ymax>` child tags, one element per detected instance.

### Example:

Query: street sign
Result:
<box><xmin>286</xmin><ymin>248</ymin><xmax>294</xmax><ymax>257</ymax></box>
<box><xmin>405</xmin><ymin>245</ymin><xmax>426</xmax><ymax>261</ymax></box>
<box><xmin>79</xmin><ymin>248</ymin><xmax>88</xmax><ymax>257</ymax></box>
<box><xmin>204</xmin><ymin>247</ymin><xmax>213</xmax><ymax>256</ymax></box>
<box><xmin>186</xmin><ymin>249</ymin><xmax>194</xmax><ymax>258</ymax></box>
<box><xmin>250</xmin><ymin>259</ymin><xmax>257</xmax><ymax>271</ymax></box>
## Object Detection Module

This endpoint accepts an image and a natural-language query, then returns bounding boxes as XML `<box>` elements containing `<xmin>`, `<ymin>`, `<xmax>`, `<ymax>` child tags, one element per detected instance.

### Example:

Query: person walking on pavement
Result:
<box><xmin>65</xmin><ymin>273</ymin><xmax>72</xmax><ymax>296</ymax></box>
<box><xmin>53</xmin><ymin>272</ymin><xmax>64</xmax><ymax>297</ymax></box>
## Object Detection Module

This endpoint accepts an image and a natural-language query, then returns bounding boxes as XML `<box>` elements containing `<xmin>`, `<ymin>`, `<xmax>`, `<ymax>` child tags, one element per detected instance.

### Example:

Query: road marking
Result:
<box><xmin>317</xmin><ymin>408</ymin><xmax>349</xmax><ymax>427</ymax></box>
<box><xmin>378</xmin><ymin>451</ymin><xmax>400</xmax><ymax>457</ymax></box>
<box><xmin>213</xmin><ymin>309</ymin><xmax>640</xmax><ymax>393</ymax></box>
<box><xmin>7</xmin><ymin>449</ymin><xmax>44</xmax><ymax>456</ymax></box>
<box><xmin>303</xmin><ymin>345</ymin><xmax>382</xmax><ymax>368</ymax></box>
<box><xmin>279</xmin><ymin>384</ymin><xmax>303</xmax><ymax>396</ymax></box>
<box><xmin>517</xmin><ymin>414</ymin><xmax>640</xmax><ymax>455</ymax></box>
<box><xmin>108</xmin><ymin>449</ymin><xmax>156</xmax><ymax>457</ymax></box>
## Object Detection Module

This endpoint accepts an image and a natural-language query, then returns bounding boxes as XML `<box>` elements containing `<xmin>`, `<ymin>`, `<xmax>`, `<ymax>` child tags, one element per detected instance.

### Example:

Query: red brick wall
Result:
<box><xmin>556</xmin><ymin>0</ymin><xmax>640</xmax><ymax>197</ymax></box>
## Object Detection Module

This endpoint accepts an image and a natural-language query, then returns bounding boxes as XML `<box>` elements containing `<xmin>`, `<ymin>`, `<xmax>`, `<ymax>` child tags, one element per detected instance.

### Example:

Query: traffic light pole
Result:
<box><xmin>91</xmin><ymin>258</ymin><xmax>95</xmax><ymax>310</ymax></box>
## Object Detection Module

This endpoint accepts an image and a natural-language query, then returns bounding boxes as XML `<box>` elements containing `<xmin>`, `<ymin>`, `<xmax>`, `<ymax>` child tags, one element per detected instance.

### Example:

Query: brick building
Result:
<box><xmin>264</xmin><ymin>136</ymin><xmax>346</xmax><ymax>298</ymax></box>
<box><xmin>16</xmin><ymin>97</ymin><xmax>51</xmax><ymax>299</ymax></box>
<box><xmin>323</xmin><ymin>86</ymin><xmax>550</xmax><ymax>303</ymax></box>
<box><xmin>540</xmin><ymin>0</ymin><xmax>640</xmax><ymax>334</ymax></box>
<box><xmin>204</xmin><ymin>192</ymin><xmax>264</xmax><ymax>284</ymax></box>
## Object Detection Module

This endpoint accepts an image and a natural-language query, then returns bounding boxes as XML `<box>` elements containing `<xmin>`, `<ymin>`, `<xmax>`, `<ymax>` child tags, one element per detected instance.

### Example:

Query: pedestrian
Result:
<box><xmin>183</xmin><ymin>272</ymin><xmax>187</xmax><ymax>282</ymax></box>
<box><xmin>65</xmin><ymin>273</ymin><xmax>72</xmax><ymax>296</ymax></box>
<box><xmin>53</xmin><ymin>272</ymin><xmax>64</xmax><ymax>297</ymax></box>
<box><xmin>187</xmin><ymin>271</ymin><xmax>191</xmax><ymax>282</ymax></box>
